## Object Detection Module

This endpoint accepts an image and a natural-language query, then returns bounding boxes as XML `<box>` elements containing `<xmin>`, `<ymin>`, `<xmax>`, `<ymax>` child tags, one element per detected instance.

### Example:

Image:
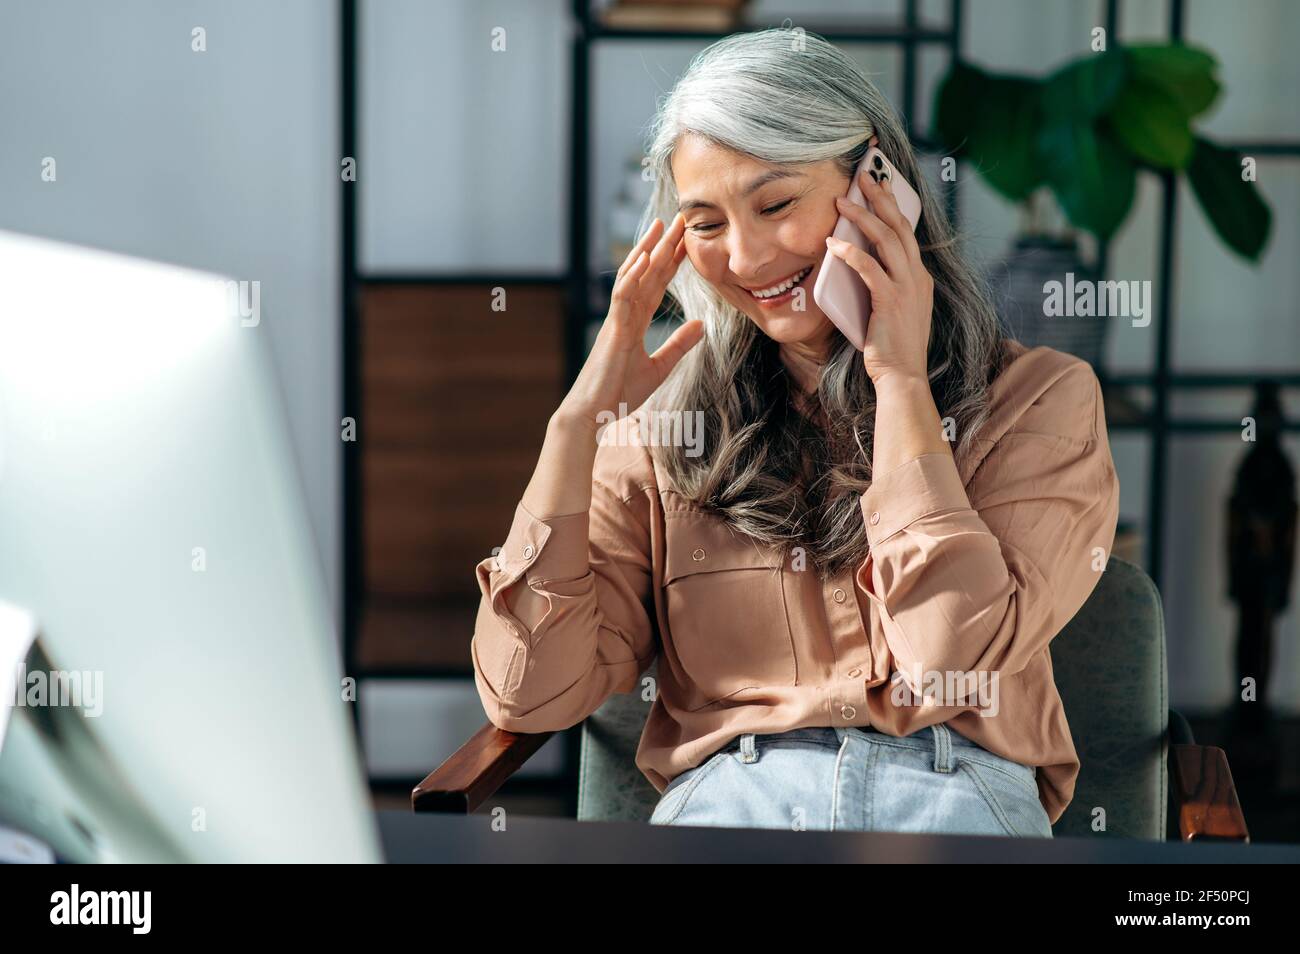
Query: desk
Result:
<box><xmin>377</xmin><ymin>810</ymin><xmax>1300</xmax><ymax>863</ymax></box>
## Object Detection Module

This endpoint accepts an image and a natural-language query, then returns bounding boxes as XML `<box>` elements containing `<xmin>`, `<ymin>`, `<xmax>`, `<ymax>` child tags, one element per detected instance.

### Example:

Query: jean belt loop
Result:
<box><xmin>930</xmin><ymin>722</ymin><xmax>954</xmax><ymax>774</ymax></box>
<box><xmin>739</xmin><ymin>732</ymin><xmax>758</xmax><ymax>763</ymax></box>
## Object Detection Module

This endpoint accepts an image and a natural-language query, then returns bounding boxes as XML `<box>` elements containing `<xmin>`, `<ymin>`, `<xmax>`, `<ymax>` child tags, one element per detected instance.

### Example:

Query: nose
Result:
<box><xmin>726</xmin><ymin>225</ymin><xmax>778</xmax><ymax>286</ymax></box>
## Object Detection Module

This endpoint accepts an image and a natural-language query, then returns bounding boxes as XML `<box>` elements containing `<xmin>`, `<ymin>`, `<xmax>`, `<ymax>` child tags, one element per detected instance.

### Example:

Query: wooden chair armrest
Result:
<box><xmin>1169</xmin><ymin>743</ymin><xmax>1250</xmax><ymax>843</ymax></box>
<box><xmin>411</xmin><ymin>722</ymin><xmax>555</xmax><ymax>813</ymax></box>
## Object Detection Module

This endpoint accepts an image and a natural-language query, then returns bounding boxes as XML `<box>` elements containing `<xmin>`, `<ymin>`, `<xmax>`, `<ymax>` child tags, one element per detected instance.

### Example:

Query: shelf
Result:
<box><xmin>1109</xmin><ymin>419</ymin><xmax>1300</xmax><ymax>433</ymax></box>
<box><xmin>1218</xmin><ymin>141</ymin><xmax>1300</xmax><ymax>157</ymax></box>
<box><xmin>355</xmin><ymin>599</ymin><xmax>478</xmax><ymax>677</ymax></box>
<box><xmin>1105</xmin><ymin>372</ymin><xmax>1300</xmax><ymax>389</ymax></box>
<box><xmin>586</xmin><ymin>24</ymin><xmax>957</xmax><ymax>43</ymax></box>
<box><xmin>358</xmin><ymin>272</ymin><xmax>566</xmax><ymax>286</ymax></box>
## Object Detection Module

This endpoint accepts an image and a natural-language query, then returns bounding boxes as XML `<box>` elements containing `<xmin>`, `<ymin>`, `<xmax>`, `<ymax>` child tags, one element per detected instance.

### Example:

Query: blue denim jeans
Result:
<box><xmin>648</xmin><ymin>722</ymin><xmax>1053</xmax><ymax>837</ymax></box>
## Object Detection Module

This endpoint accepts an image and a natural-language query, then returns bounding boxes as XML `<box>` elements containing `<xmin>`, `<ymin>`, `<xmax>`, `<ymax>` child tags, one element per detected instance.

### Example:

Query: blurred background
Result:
<box><xmin>2</xmin><ymin>0</ymin><xmax>1296</xmax><ymax>839</ymax></box>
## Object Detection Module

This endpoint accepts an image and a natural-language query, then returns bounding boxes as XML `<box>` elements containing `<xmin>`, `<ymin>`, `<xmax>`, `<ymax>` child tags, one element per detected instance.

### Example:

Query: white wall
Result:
<box><xmin>0</xmin><ymin>1</ymin><xmax>342</xmax><ymax>628</ymax></box>
<box><xmin>360</xmin><ymin>0</ymin><xmax>569</xmax><ymax>273</ymax></box>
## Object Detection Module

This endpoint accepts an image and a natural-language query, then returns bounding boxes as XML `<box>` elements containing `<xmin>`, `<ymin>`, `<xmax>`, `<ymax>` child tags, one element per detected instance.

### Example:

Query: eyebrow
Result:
<box><xmin>677</xmin><ymin>169</ymin><xmax>804</xmax><ymax>213</ymax></box>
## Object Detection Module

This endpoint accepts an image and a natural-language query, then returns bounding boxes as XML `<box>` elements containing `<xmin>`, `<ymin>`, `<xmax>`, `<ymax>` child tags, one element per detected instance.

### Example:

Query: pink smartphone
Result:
<box><xmin>812</xmin><ymin>145</ymin><xmax>923</xmax><ymax>351</ymax></box>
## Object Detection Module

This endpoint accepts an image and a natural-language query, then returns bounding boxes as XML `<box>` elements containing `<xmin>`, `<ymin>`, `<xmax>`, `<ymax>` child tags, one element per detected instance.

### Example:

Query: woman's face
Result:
<box><xmin>671</xmin><ymin>133</ymin><xmax>849</xmax><ymax>350</ymax></box>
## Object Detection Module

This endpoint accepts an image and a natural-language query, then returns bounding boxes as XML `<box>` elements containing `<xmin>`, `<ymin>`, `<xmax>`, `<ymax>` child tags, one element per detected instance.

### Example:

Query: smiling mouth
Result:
<box><xmin>744</xmin><ymin>265</ymin><xmax>814</xmax><ymax>303</ymax></box>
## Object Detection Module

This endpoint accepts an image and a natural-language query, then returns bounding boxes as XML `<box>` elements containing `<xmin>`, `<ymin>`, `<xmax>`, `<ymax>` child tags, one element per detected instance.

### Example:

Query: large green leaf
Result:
<box><xmin>1107</xmin><ymin>76</ymin><xmax>1195</xmax><ymax>169</ymax></box>
<box><xmin>934</xmin><ymin>63</ymin><xmax>1043</xmax><ymax>201</ymax></box>
<box><xmin>1186</xmin><ymin>136</ymin><xmax>1272</xmax><ymax>261</ymax></box>
<box><xmin>970</xmin><ymin>75</ymin><xmax>1044</xmax><ymax>200</ymax></box>
<box><xmin>1125</xmin><ymin>43</ymin><xmax>1220</xmax><ymax>119</ymax></box>
<box><xmin>1037</xmin><ymin>121</ymin><xmax>1136</xmax><ymax>240</ymax></box>
<box><xmin>932</xmin><ymin>61</ymin><xmax>988</xmax><ymax>152</ymax></box>
<box><xmin>1040</xmin><ymin>50</ymin><xmax>1128</xmax><ymax>120</ymax></box>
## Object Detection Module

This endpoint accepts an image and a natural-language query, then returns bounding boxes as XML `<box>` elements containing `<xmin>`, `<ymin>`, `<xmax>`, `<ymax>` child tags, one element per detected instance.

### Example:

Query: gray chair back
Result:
<box><xmin>577</xmin><ymin>556</ymin><xmax>1168</xmax><ymax>839</ymax></box>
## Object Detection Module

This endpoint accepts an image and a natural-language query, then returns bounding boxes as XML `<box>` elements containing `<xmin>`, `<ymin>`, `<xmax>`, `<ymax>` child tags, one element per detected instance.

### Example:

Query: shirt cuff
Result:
<box><xmin>860</xmin><ymin>452</ymin><xmax>973</xmax><ymax>546</ymax></box>
<box><xmin>493</xmin><ymin>500</ymin><xmax>591</xmax><ymax>586</ymax></box>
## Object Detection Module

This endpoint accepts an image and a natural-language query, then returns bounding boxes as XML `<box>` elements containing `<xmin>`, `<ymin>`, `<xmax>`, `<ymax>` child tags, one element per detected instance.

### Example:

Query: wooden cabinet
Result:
<box><xmin>357</xmin><ymin>283</ymin><xmax>565</xmax><ymax>670</ymax></box>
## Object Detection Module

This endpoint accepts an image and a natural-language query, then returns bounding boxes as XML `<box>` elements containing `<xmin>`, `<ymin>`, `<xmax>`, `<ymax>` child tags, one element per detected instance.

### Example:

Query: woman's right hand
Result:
<box><xmin>557</xmin><ymin>212</ymin><xmax>704</xmax><ymax>434</ymax></box>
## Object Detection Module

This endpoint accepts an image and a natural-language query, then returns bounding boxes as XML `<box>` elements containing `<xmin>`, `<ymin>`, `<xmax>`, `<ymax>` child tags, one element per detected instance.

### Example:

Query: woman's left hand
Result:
<box><xmin>825</xmin><ymin>167</ymin><xmax>934</xmax><ymax>387</ymax></box>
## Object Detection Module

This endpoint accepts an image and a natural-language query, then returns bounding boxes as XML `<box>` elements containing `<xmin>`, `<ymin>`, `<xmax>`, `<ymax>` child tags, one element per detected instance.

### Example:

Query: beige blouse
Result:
<box><xmin>470</xmin><ymin>339</ymin><xmax>1120</xmax><ymax>824</ymax></box>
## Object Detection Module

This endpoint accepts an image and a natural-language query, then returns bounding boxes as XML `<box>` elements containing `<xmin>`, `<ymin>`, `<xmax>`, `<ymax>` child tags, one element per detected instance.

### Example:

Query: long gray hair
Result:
<box><xmin>641</xmin><ymin>28</ymin><xmax>1008</xmax><ymax>579</ymax></box>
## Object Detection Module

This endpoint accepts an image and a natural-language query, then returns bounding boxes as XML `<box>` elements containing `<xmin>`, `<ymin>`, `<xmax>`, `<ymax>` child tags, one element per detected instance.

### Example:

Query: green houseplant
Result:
<box><xmin>932</xmin><ymin>43</ymin><xmax>1273</xmax><ymax>370</ymax></box>
<box><xmin>933</xmin><ymin>42</ymin><xmax>1271</xmax><ymax>256</ymax></box>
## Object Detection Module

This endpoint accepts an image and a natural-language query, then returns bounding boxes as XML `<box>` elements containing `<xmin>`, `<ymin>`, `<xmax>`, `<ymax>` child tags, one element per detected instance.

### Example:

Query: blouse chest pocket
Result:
<box><xmin>661</xmin><ymin>514</ymin><xmax>797</xmax><ymax>710</ymax></box>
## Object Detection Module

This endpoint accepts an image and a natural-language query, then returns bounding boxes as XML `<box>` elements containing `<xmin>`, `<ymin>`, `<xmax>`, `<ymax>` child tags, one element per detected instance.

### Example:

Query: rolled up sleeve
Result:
<box><xmin>471</xmin><ymin>477</ymin><xmax>658</xmax><ymax>734</ymax></box>
<box><xmin>856</xmin><ymin>363</ymin><xmax>1120</xmax><ymax>702</ymax></box>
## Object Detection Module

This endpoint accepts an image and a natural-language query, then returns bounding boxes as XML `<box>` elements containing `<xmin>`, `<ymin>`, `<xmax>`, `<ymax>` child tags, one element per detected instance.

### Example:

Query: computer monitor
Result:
<box><xmin>0</xmin><ymin>230</ymin><xmax>380</xmax><ymax>862</ymax></box>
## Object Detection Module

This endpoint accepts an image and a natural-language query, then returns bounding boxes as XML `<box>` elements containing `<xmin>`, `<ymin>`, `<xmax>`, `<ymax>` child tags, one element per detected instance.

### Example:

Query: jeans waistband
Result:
<box><xmin>735</xmin><ymin>722</ymin><xmax>980</xmax><ymax>773</ymax></box>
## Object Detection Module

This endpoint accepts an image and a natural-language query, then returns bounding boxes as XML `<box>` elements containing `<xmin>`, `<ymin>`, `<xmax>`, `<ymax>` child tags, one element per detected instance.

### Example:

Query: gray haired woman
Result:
<box><xmin>471</xmin><ymin>28</ymin><xmax>1119</xmax><ymax>837</ymax></box>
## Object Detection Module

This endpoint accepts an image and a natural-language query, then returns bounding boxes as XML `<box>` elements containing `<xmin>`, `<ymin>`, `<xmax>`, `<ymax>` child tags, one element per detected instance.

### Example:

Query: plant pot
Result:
<box><xmin>985</xmin><ymin>234</ymin><xmax>1109</xmax><ymax>372</ymax></box>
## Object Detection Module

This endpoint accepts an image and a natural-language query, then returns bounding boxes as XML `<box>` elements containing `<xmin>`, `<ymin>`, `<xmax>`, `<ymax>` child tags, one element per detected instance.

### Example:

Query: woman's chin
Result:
<box><xmin>742</xmin><ymin>304</ymin><xmax>833</xmax><ymax>344</ymax></box>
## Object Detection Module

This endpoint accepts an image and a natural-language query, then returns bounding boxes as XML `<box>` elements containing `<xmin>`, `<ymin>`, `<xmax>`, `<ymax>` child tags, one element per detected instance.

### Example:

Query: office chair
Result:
<box><xmin>413</xmin><ymin>557</ymin><xmax>1249</xmax><ymax>841</ymax></box>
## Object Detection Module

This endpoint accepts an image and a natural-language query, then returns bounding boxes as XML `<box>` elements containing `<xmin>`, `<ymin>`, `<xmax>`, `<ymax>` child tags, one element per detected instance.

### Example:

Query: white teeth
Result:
<box><xmin>750</xmin><ymin>266</ymin><xmax>812</xmax><ymax>299</ymax></box>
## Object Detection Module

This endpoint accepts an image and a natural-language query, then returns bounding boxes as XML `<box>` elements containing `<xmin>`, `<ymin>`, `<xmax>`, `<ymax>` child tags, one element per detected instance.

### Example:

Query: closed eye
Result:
<box><xmin>689</xmin><ymin>198</ymin><xmax>796</xmax><ymax>235</ymax></box>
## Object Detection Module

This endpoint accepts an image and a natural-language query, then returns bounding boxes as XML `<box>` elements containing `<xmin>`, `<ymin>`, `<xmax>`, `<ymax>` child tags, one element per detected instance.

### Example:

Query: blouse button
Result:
<box><xmin>840</xmin><ymin>704</ymin><xmax>857</xmax><ymax>720</ymax></box>
<box><xmin>869</xmin><ymin>511</ymin><xmax>880</xmax><ymax>525</ymax></box>
<box><xmin>522</xmin><ymin>545</ymin><xmax>534</xmax><ymax>559</ymax></box>
<box><xmin>832</xmin><ymin>588</ymin><xmax>846</xmax><ymax>603</ymax></box>
<box><xmin>847</xmin><ymin>668</ymin><xmax>862</xmax><ymax>678</ymax></box>
<box><xmin>691</xmin><ymin>547</ymin><xmax>706</xmax><ymax>562</ymax></box>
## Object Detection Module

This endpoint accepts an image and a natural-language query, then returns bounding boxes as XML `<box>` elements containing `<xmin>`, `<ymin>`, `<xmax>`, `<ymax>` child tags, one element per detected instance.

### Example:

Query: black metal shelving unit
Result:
<box><xmin>1091</xmin><ymin>0</ymin><xmax>1300</xmax><ymax>595</ymax></box>
<box><xmin>340</xmin><ymin>0</ymin><xmax>1300</xmax><ymax>790</ymax></box>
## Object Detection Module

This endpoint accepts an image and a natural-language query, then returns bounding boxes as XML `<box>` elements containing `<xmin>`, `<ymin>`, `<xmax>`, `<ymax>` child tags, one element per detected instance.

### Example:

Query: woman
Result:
<box><xmin>471</xmin><ymin>29</ymin><xmax>1119</xmax><ymax>837</ymax></box>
